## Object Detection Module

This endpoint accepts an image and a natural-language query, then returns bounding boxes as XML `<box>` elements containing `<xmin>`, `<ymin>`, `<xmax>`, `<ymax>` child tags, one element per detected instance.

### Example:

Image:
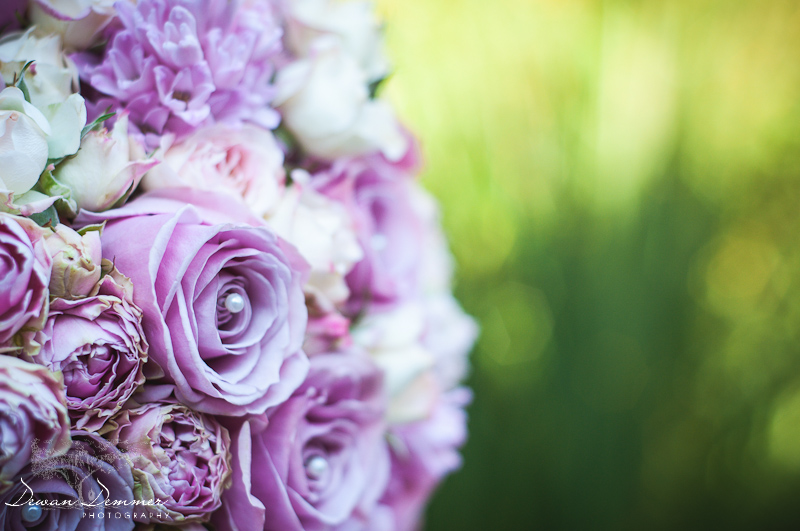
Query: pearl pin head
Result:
<box><xmin>305</xmin><ymin>455</ymin><xmax>329</xmax><ymax>480</ymax></box>
<box><xmin>21</xmin><ymin>504</ymin><xmax>42</xmax><ymax>523</ymax></box>
<box><xmin>224</xmin><ymin>293</ymin><xmax>245</xmax><ymax>314</ymax></box>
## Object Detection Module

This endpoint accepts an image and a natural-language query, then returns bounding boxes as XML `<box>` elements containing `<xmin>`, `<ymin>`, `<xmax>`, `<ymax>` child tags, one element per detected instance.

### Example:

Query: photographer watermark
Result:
<box><xmin>3</xmin><ymin>437</ymin><xmax>169</xmax><ymax>523</ymax></box>
<box><xmin>6</xmin><ymin>478</ymin><xmax>167</xmax><ymax>521</ymax></box>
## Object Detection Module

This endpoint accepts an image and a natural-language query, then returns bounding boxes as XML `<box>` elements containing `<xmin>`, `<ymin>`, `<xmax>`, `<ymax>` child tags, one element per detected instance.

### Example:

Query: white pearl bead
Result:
<box><xmin>305</xmin><ymin>456</ymin><xmax>329</xmax><ymax>480</ymax></box>
<box><xmin>224</xmin><ymin>293</ymin><xmax>245</xmax><ymax>314</ymax></box>
<box><xmin>21</xmin><ymin>504</ymin><xmax>42</xmax><ymax>523</ymax></box>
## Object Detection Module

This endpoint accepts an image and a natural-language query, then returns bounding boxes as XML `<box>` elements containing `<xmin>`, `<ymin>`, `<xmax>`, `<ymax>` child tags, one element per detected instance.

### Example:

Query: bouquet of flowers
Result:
<box><xmin>0</xmin><ymin>0</ymin><xmax>477</xmax><ymax>529</ymax></box>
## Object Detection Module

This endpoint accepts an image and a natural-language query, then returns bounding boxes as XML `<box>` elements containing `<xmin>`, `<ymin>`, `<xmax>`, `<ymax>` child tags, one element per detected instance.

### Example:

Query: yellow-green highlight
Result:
<box><xmin>378</xmin><ymin>0</ymin><xmax>800</xmax><ymax>528</ymax></box>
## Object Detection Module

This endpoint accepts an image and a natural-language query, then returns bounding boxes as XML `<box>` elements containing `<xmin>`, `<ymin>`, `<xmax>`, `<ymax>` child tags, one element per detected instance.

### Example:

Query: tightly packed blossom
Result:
<box><xmin>0</xmin><ymin>1</ymin><xmax>476</xmax><ymax>530</ymax></box>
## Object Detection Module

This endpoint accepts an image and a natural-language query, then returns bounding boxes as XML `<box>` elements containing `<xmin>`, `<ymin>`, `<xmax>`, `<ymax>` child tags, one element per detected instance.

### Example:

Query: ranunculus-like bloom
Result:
<box><xmin>269</xmin><ymin>170</ymin><xmax>363</xmax><ymax>305</ymax></box>
<box><xmin>274</xmin><ymin>37</ymin><xmax>406</xmax><ymax>162</ymax></box>
<box><xmin>0</xmin><ymin>431</ymin><xmax>135</xmax><ymax>530</ymax></box>
<box><xmin>77</xmin><ymin>189</ymin><xmax>309</xmax><ymax>416</ymax></box>
<box><xmin>30</xmin><ymin>0</ymin><xmax>117</xmax><ymax>51</ymax></box>
<box><xmin>0</xmin><ymin>213</ymin><xmax>51</xmax><ymax>344</ymax></box>
<box><xmin>103</xmin><ymin>403</ymin><xmax>231</xmax><ymax>525</ymax></box>
<box><xmin>52</xmin><ymin>113</ymin><xmax>157</xmax><ymax>213</ymax></box>
<box><xmin>0</xmin><ymin>356</ymin><xmax>70</xmax><ymax>492</ymax></box>
<box><xmin>75</xmin><ymin>0</ymin><xmax>283</xmax><ymax>148</ymax></box>
<box><xmin>314</xmin><ymin>147</ymin><xmax>424</xmax><ymax>317</ymax></box>
<box><xmin>380</xmin><ymin>388</ymin><xmax>471</xmax><ymax>531</ymax></box>
<box><xmin>43</xmin><ymin>224</ymin><xmax>102</xmax><ymax>299</ymax></box>
<box><xmin>213</xmin><ymin>349</ymin><xmax>389</xmax><ymax>531</ymax></box>
<box><xmin>285</xmin><ymin>0</ymin><xmax>389</xmax><ymax>81</ymax></box>
<box><xmin>0</xmin><ymin>29</ymin><xmax>79</xmax><ymax>108</ymax></box>
<box><xmin>31</xmin><ymin>266</ymin><xmax>148</xmax><ymax>431</ymax></box>
<box><xmin>143</xmin><ymin>123</ymin><xmax>286</xmax><ymax>218</ymax></box>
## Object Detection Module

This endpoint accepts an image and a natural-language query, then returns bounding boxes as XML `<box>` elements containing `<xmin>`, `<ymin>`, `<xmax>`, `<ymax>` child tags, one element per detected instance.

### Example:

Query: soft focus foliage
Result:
<box><xmin>379</xmin><ymin>0</ymin><xmax>800</xmax><ymax>528</ymax></box>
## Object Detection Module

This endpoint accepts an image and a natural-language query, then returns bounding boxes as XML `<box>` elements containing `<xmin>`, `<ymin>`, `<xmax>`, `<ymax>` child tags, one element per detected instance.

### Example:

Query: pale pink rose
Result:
<box><xmin>143</xmin><ymin>124</ymin><xmax>286</xmax><ymax>218</ymax></box>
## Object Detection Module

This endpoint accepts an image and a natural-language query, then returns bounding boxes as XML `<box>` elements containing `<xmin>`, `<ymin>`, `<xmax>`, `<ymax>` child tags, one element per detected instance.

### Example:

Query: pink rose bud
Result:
<box><xmin>44</xmin><ymin>224</ymin><xmax>102</xmax><ymax>299</ymax></box>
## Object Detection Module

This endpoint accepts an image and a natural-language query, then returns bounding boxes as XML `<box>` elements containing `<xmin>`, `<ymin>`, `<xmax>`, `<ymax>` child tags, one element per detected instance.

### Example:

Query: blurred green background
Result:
<box><xmin>378</xmin><ymin>0</ymin><xmax>800</xmax><ymax>528</ymax></box>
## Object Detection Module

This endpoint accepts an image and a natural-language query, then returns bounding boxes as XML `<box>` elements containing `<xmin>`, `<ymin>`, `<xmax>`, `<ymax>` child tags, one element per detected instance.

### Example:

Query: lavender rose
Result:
<box><xmin>0</xmin><ymin>356</ymin><xmax>71</xmax><ymax>492</ymax></box>
<box><xmin>30</xmin><ymin>265</ymin><xmax>148</xmax><ymax>431</ymax></box>
<box><xmin>314</xmin><ymin>145</ymin><xmax>424</xmax><ymax>317</ymax></box>
<box><xmin>0</xmin><ymin>213</ymin><xmax>52</xmax><ymax>344</ymax></box>
<box><xmin>0</xmin><ymin>431</ymin><xmax>135</xmax><ymax>531</ymax></box>
<box><xmin>102</xmin><ymin>403</ymin><xmax>231</xmax><ymax>525</ymax></box>
<box><xmin>213</xmin><ymin>349</ymin><xmax>389</xmax><ymax>531</ymax></box>
<box><xmin>77</xmin><ymin>189</ymin><xmax>309</xmax><ymax>416</ymax></box>
<box><xmin>380</xmin><ymin>388</ymin><xmax>471</xmax><ymax>531</ymax></box>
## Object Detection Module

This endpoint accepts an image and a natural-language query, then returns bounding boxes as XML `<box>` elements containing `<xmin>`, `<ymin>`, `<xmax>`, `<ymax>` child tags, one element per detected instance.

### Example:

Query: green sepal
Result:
<box><xmin>29</xmin><ymin>204</ymin><xmax>59</xmax><ymax>228</ymax></box>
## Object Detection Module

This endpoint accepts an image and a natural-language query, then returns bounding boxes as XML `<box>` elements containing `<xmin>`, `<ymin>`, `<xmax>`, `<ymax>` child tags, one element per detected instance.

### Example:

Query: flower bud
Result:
<box><xmin>44</xmin><ymin>224</ymin><xmax>102</xmax><ymax>299</ymax></box>
<box><xmin>53</xmin><ymin>113</ymin><xmax>157</xmax><ymax>212</ymax></box>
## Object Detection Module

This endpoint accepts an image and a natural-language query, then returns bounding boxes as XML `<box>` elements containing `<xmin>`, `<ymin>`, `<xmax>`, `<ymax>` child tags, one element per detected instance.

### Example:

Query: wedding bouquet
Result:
<box><xmin>0</xmin><ymin>0</ymin><xmax>477</xmax><ymax>530</ymax></box>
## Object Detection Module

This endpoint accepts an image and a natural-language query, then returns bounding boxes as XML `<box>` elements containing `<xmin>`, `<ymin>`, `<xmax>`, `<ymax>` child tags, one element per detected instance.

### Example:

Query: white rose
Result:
<box><xmin>143</xmin><ymin>124</ymin><xmax>286</xmax><ymax>218</ymax></box>
<box><xmin>422</xmin><ymin>294</ymin><xmax>478</xmax><ymax>391</ymax></box>
<box><xmin>352</xmin><ymin>302</ymin><xmax>439</xmax><ymax>424</ymax></box>
<box><xmin>274</xmin><ymin>38</ymin><xmax>407</xmax><ymax>161</ymax></box>
<box><xmin>268</xmin><ymin>169</ymin><xmax>363</xmax><ymax>304</ymax></box>
<box><xmin>407</xmin><ymin>183</ymin><xmax>457</xmax><ymax>295</ymax></box>
<box><xmin>0</xmin><ymin>86</ymin><xmax>51</xmax><ymax>194</ymax></box>
<box><xmin>286</xmin><ymin>0</ymin><xmax>389</xmax><ymax>81</ymax></box>
<box><xmin>0</xmin><ymin>29</ymin><xmax>78</xmax><ymax>108</ymax></box>
<box><xmin>53</xmin><ymin>113</ymin><xmax>157</xmax><ymax>212</ymax></box>
<box><xmin>39</xmin><ymin>92</ymin><xmax>86</xmax><ymax>159</ymax></box>
<box><xmin>0</xmin><ymin>29</ymin><xmax>86</xmax><ymax>160</ymax></box>
<box><xmin>30</xmin><ymin>0</ymin><xmax>117</xmax><ymax>51</ymax></box>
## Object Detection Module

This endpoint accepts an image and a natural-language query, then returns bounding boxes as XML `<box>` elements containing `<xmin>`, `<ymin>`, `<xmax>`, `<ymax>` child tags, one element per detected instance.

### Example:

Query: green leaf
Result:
<box><xmin>80</xmin><ymin>109</ymin><xmax>116</xmax><ymax>139</ymax></box>
<box><xmin>369</xmin><ymin>73</ymin><xmax>391</xmax><ymax>99</ymax></box>
<box><xmin>29</xmin><ymin>205</ymin><xmax>59</xmax><ymax>228</ymax></box>
<box><xmin>14</xmin><ymin>61</ymin><xmax>35</xmax><ymax>103</ymax></box>
<box><xmin>76</xmin><ymin>222</ymin><xmax>105</xmax><ymax>237</ymax></box>
<box><xmin>34</xmin><ymin>169</ymin><xmax>78</xmax><ymax>221</ymax></box>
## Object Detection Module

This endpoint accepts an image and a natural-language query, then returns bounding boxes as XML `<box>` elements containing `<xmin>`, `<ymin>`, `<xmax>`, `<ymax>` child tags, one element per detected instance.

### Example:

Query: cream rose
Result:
<box><xmin>274</xmin><ymin>38</ymin><xmax>406</xmax><ymax>161</ymax></box>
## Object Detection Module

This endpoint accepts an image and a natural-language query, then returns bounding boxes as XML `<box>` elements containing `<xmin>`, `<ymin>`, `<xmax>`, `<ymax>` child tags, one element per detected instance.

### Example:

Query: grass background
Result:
<box><xmin>377</xmin><ymin>0</ymin><xmax>800</xmax><ymax>528</ymax></box>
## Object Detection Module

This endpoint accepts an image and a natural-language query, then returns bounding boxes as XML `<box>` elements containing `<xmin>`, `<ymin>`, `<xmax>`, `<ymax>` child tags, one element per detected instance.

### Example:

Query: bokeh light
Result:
<box><xmin>378</xmin><ymin>0</ymin><xmax>800</xmax><ymax>528</ymax></box>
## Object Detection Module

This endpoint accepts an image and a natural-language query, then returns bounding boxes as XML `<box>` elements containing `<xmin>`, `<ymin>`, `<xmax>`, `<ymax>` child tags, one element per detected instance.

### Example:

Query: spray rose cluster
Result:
<box><xmin>0</xmin><ymin>1</ymin><xmax>476</xmax><ymax>530</ymax></box>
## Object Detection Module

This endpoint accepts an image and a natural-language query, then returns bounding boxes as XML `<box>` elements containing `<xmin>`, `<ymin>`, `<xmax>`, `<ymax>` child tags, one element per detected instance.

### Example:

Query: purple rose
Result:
<box><xmin>31</xmin><ymin>266</ymin><xmax>149</xmax><ymax>431</ymax></box>
<box><xmin>213</xmin><ymin>349</ymin><xmax>389</xmax><ymax>531</ymax></box>
<box><xmin>380</xmin><ymin>388</ymin><xmax>471</xmax><ymax>531</ymax></box>
<box><xmin>74</xmin><ymin>0</ymin><xmax>283</xmax><ymax>148</ymax></box>
<box><xmin>314</xmin><ymin>149</ymin><xmax>424</xmax><ymax>317</ymax></box>
<box><xmin>0</xmin><ymin>214</ymin><xmax>52</xmax><ymax>344</ymax></box>
<box><xmin>0</xmin><ymin>431</ymin><xmax>135</xmax><ymax>531</ymax></box>
<box><xmin>77</xmin><ymin>189</ymin><xmax>309</xmax><ymax>416</ymax></box>
<box><xmin>0</xmin><ymin>356</ymin><xmax>71</xmax><ymax>492</ymax></box>
<box><xmin>102</xmin><ymin>403</ymin><xmax>231</xmax><ymax>525</ymax></box>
